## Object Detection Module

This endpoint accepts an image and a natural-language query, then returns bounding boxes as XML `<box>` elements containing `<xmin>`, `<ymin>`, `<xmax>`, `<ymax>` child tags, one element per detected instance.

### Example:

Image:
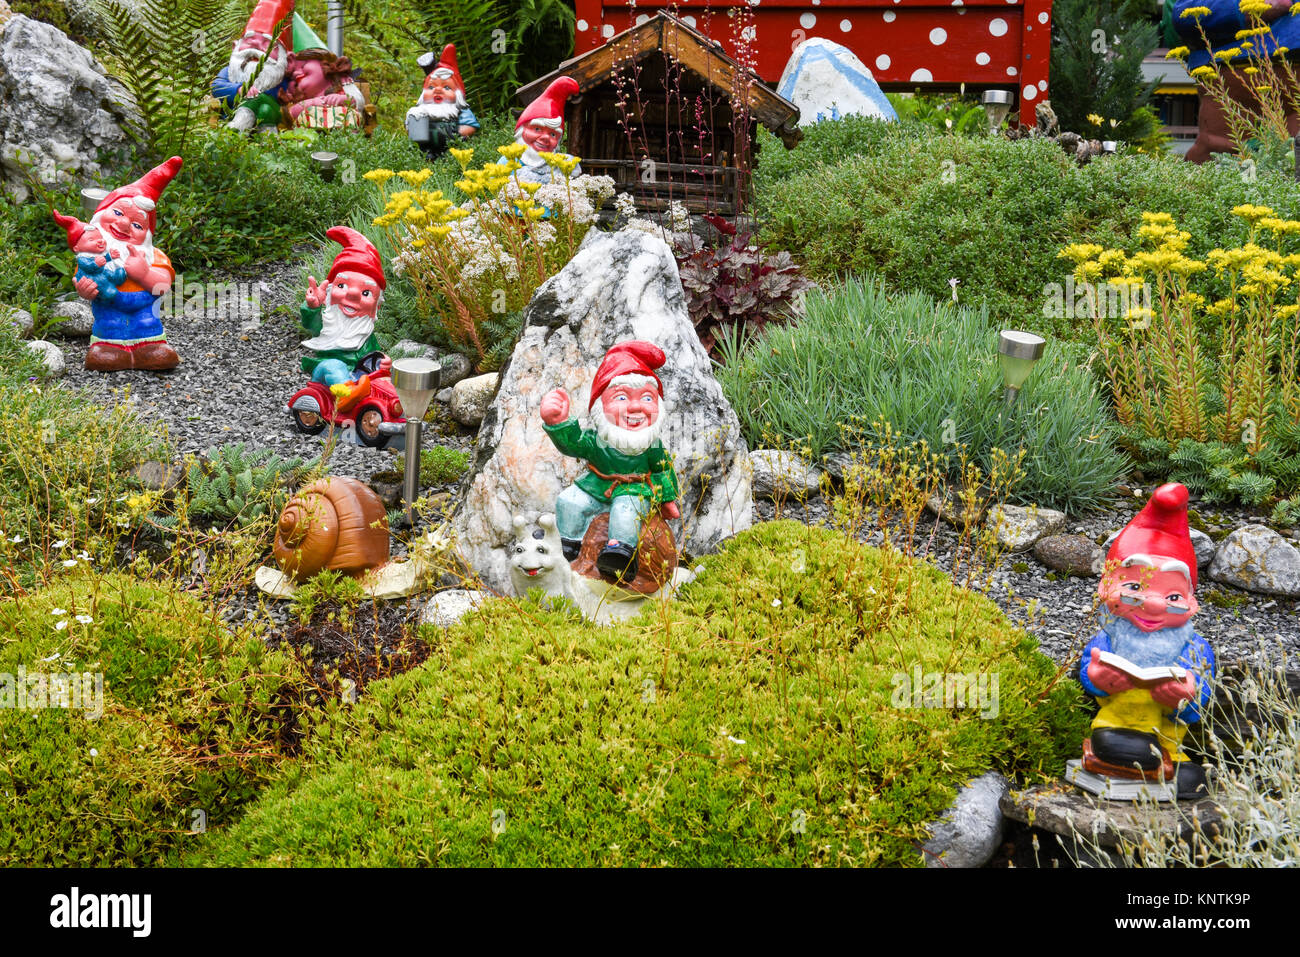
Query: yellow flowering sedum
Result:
<box><xmin>1166</xmin><ymin>46</ymin><xmax>1190</xmax><ymax>59</ymax></box>
<box><xmin>1179</xmin><ymin>5</ymin><xmax>1212</xmax><ymax>17</ymax></box>
<box><xmin>363</xmin><ymin>169</ymin><xmax>395</xmax><ymax>185</ymax></box>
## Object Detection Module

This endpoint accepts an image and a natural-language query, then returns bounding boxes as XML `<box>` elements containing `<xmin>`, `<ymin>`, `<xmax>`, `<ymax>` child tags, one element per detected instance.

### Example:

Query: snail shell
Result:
<box><xmin>273</xmin><ymin>476</ymin><xmax>390</xmax><ymax>583</ymax></box>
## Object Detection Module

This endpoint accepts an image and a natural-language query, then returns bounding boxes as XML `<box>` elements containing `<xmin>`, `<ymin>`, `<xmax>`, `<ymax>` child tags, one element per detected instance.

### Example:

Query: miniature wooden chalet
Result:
<box><xmin>515</xmin><ymin>12</ymin><xmax>800</xmax><ymax>217</ymax></box>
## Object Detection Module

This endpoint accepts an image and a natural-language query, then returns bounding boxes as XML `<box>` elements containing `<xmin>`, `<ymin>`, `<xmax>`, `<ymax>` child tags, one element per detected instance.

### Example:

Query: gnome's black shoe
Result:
<box><xmin>561</xmin><ymin>537</ymin><xmax>582</xmax><ymax>562</ymax></box>
<box><xmin>596</xmin><ymin>540</ymin><xmax>638</xmax><ymax>582</ymax></box>
<box><xmin>1174</xmin><ymin>762</ymin><xmax>1209</xmax><ymax>799</ymax></box>
<box><xmin>1091</xmin><ymin>728</ymin><xmax>1164</xmax><ymax>771</ymax></box>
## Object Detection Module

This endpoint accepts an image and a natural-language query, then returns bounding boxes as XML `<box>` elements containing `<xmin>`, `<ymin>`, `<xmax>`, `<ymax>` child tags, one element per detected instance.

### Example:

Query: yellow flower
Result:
<box><xmin>429</xmin><ymin>225</ymin><xmax>452</xmax><ymax>239</ymax></box>
<box><xmin>1179</xmin><ymin>6</ymin><xmax>1212</xmax><ymax>17</ymax></box>
<box><xmin>1206</xmin><ymin>298</ymin><xmax>1238</xmax><ymax>317</ymax></box>
<box><xmin>1277</xmin><ymin>304</ymin><xmax>1300</xmax><ymax>317</ymax></box>
<box><xmin>1277</xmin><ymin>46</ymin><xmax>1292</xmax><ymax>55</ymax></box>
<box><xmin>455</xmin><ymin>178</ymin><xmax>483</xmax><ymax>196</ymax></box>
<box><xmin>1190</xmin><ymin>65</ymin><xmax>1217</xmax><ymax>79</ymax></box>
<box><xmin>1074</xmin><ymin>261</ymin><xmax>1104</xmax><ymax>281</ymax></box>
<box><xmin>1244</xmin><ymin>66</ymin><xmax>1260</xmax><ymax>74</ymax></box>
<box><xmin>1179</xmin><ymin>292</ymin><xmax>1206</xmax><ymax>308</ymax></box>
<box><xmin>411</xmin><ymin>238</ymin><xmax>426</xmax><ymax>249</ymax></box>
<box><xmin>1058</xmin><ymin>243</ymin><xmax>1104</xmax><ymax>264</ymax></box>
<box><xmin>1214</xmin><ymin>48</ymin><xmax>1243</xmax><ymax>61</ymax></box>
<box><xmin>1165</xmin><ymin>47</ymin><xmax>1190</xmax><ymax>59</ymax></box>
<box><xmin>1239</xmin><ymin>0</ymin><xmax>1271</xmax><ymax>14</ymax></box>
<box><xmin>443</xmin><ymin>207</ymin><xmax>471</xmax><ymax>221</ymax></box>
<box><xmin>1087</xmin><ymin>113</ymin><xmax>1105</xmax><ymax>126</ymax></box>
<box><xmin>1125</xmin><ymin>306</ymin><xmax>1154</xmax><ymax>324</ymax></box>
<box><xmin>525</xmin><ymin>207</ymin><xmax>546</xmax><ymax>221</ymax></box>
<box><xmin>1142</xmin><ymin>211</ymin><xmax>1175</xmax><ymax>225</ymax></box>
<box><xmin>1235</xmin><ymin>26</ymin><xmax>1270</xmax><ymax>39</ymax></box>
<box><xmin>363</xmin><ymin>169</ymin><xmax>395</xmax><ymax>184</ymax></box>
<box><xmin>398</xmin><ymin>169</ymin><xmax>433</xmax><ymax>186</ymax></box>
<box><xmin>1099</xmin><ymin>249</ymin><xmax>1129</xmax><ymax>272</ymax></box>
<box><xmin>520</xmin><ymin>181</ymin><xmax>542</xmax><ymax>196</ymax></box>
<box><xmin>448</xmin><ymin>146</ymin><xmax>475</xmax><ymax>169</ymax></box>
<box><xmin>406</xmin><ymin>208</ymin><xmax>428</xmax><ymax>225</ymax></box>
<box><xmin>497</xmin><ymin>142</ymin><xmax>527</xmax><ymax>160</ymax></box>
<box><xmin>1233</xmin><ymin>203</ymin><xmax>1277</xmax><ymax>224</ymax></box>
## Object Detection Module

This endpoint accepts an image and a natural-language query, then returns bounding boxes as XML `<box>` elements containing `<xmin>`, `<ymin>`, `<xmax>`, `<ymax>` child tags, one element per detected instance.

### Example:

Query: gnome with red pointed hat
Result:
<box><xmin>53</xmin><ymin>156</ymin><xmax>183</xmax><ymax>372</ymax></box>
<box><xmin>1077</xmin><ymin>483</ymin><xmax>1216</xmax><ymax>798</ymax></box>
<box><xmin>297</xmin><ymin>226</ymin><xmax>384</xmax><ymax>408</ymax></box>
<box><xmin>406</xmin><ymin>44</ymin><xmax>479</xmax><ymax>157</ymax></box>
<box><xmin>540</xmin><ymin>341</ymin><xmax>680</xmax><ymax>582</ymax></box>
<box><xmin>514</xmin><ymin>76</ymin><xmax>582</xmax><ymax>185</ymax></box>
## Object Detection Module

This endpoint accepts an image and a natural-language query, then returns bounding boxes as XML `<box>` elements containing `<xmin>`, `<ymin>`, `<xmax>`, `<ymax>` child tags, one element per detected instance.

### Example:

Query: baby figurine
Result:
<box><xmin>72</xmin><ymin>229</ymin><xmax>126</xmax><ymax>304</ymax></box>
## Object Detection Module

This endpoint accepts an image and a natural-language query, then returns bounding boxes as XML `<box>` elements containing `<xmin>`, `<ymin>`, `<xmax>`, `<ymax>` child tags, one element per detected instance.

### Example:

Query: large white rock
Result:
<box><xmin>50</xmin><ymin>299</ymin><xmax>94</xmax><ymax>337</ymax></box>
<box><xmin>453</xmin><ymin>228</ymin><xmax>753</xmax><ymax>593</ymax></box>
<box><xmin>777</xmin><ymin>38</ymin><xmax>897</xmax><ymax>127</ymax></box>
<box><xmin>921</xmin><ymin>772</ymin><xmax>1009</xmax><ymax>868</ymax></box>
<box><xmin>450</xmin><ymin>372</ymin><xmax>499</xmax><ymax>427</ymax></box>
<box><xmin>1</xmin><ymin>304</ymin><xmax>33</xmax><ymax>339</ymax></box>
<box><xmin>1208</xmin><ymin>525</ymin><xmax>1300</xmax><ymax>597</ymax></box>
<box><xmin>26</xmin><ymin>338</ymin><xmax>65</xmax><ymax>377</ymax></box>
<box><xmin>0</xmin><ymin>15</ymin><xmax>145</xmax><ymax>202</ymax></box>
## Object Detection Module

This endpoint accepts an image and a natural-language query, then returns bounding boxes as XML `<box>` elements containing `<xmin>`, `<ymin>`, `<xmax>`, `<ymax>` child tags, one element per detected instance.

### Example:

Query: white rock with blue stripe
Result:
<box><xmin>778</xmin><ymin>38</ymin><xmax>897</xmax><ymax>127</ymax></box>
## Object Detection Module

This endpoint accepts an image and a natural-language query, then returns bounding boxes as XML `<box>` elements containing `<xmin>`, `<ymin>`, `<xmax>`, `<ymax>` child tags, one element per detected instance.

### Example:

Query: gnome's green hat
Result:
<box><xmin>292</xmin><ymin>12</ymin><xmax>327</xmax><ymax>52</ymax></box>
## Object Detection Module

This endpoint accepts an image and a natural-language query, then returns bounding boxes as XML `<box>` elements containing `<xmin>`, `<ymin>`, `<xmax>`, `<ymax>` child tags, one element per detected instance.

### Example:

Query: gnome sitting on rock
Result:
<box><xmin>1078</xmin><ymin>482</ymin><xmax>1216</xmax><ymax>799</ymax></box>
<box><xmin>540</xmin><ymin>341</ymin><xmax>679</xmax><ymax>584</ymax></box>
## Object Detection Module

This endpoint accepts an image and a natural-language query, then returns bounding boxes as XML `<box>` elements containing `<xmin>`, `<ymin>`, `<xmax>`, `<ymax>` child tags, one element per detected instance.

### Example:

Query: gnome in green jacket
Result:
<box><xmin>540</xmin><ymin>340</ymin><xmax>680</xmax><ymax>583</ymax></box>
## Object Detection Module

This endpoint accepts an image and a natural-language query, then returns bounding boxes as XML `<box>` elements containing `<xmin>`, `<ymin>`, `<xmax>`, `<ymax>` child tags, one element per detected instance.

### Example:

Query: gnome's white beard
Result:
<box><xmin>229</xmin><ymin>45</ymin><xmax>287</xmax><ymax>92</ymax></box>
<box><xmin>516</xmin><ymin>135</ymin><xmax>548</xmax><ymax>169</ymax></box>
<box><xmin>594</xmin><ymin>407</ymin><xmax>664</xmax><ymax>455</ymax></box>
<box><xmin>409</xmin><ymin>99</ymin><xmax>461</xmax><ymax>121</ymax></box>
<box><xmin>301</xmin><ymin>294</ymin><xmax>378</xmax><ymax>353</ymax></box>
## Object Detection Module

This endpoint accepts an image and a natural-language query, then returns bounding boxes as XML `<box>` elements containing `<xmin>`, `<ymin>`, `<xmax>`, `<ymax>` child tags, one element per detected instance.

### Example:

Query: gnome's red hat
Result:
<box><xmin>588</xmin><ymin>340</ymin><xmax>665</xmax><ymax>411</ymax></box>
<box><xmin>1107</xmin><ymin>482</ymin><xmax>1198</xmax><ymax>589</ymax></box>
<box><xmin>93</xmin><ymin>156</ymin><xmax>183</xmax><ymax>233</ymax></box>
<box><xmin>244</xmin><ymin>0</ymin><xmax>294</xmax><ymax>51</ymax></box>
<box><xmin>52</xmin><ymin>211</ymin><xmax>86</xmax><ymax>250</ymax></box>
<box><xmin>325</xmin><ymin>226</ymin><xmax>386</xmax><ymax>290</ymax></box>
<box><xmin>516</xmin><ymin>76</ymin><xmax>579</xmax><ymax>131</ymax></box>
<box><xmin>429</xmin><ymin>44</ymin><xmax>465</xmax><ymax>93</ymax></box>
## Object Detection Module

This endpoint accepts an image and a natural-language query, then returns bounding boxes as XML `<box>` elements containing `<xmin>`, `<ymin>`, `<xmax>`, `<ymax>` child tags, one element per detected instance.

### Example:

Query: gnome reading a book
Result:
<box><xmin>1077</xmin><ymin>483</ymin><xmax>1216</xmax><ymax>799</ymax></box>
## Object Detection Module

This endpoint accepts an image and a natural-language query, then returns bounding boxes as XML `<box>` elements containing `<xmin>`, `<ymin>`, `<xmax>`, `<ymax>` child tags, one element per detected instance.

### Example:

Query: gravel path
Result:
<box><xmin>48</xmin><ymin>262</ymin><xmax>1299</xmax><ymax>668</ymax></box>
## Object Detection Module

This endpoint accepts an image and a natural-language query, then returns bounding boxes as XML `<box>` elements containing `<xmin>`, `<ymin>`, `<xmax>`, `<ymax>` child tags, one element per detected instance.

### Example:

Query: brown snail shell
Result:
<box><xmin>273</xmin><ymin>476</ymin><xmax>390</xmax><ymax>583</ymax></box>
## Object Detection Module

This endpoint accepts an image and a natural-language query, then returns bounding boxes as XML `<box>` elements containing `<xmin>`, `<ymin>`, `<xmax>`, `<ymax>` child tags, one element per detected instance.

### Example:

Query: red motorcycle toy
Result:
<box><xmin>287</xmin><ymin>352</ymin><xmax>407</xmax><ymax>449</ymax></box>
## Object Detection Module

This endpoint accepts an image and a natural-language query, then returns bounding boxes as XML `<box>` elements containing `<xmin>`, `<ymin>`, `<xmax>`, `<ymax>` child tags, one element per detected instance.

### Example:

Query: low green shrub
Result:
<box><xmin>0</xmin><ymin>574</ymin><xmax>310</xmax><ymax>865</ymax></box>
<box><xmin>716</xmin><ymin>277</ymin><xmax>1129</xmax><ymax>513</ymax></box>
<box><xmin>186</xmin><ymin>520</ymin><xmax>1086</xmax><ymax>867</ymax></box>
<box><xmin>396</xmin><ymin>444</ymin><xmax>469</xmax><ymax>488</ymax></box>
<box><xmin>753</xmin><ymin>126</ymin><xmax>1300</xmax><ymax>343</ymax></box>
<box><xmin>186</xmin><ymin>442</ymin><xmax>316</xmax><ymax>528</ymax></box>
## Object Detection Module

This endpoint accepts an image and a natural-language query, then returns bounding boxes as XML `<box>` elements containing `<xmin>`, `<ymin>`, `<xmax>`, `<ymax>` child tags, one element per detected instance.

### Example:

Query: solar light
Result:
<box><xmin>981</xmin><ymin>89</ymin><xmax>1014</xmax><ymax>135</ymax></box>
<box><xmin>326</xmin><ymin>0</ymin><xmax>344</xmax><ymax>56</ymax></box>
<box><xmin>998</xmin><ymin>330</ymin><xmax>1046</xmax><ymax>407</ymax></box>
<box><xmin>390</xmin><ymin>358</ymin><xmax>441</xmax><ymax>524</ymax></box>
<box><xmin>311</xmin><ymin>151</ymin><xmax>339</xmax><ymax>182</ymax></box>
<box><xmin>1102</xmin><ymin>140</ymin><xmax>1118</xmax><ymax>155</ymax></box>
<box><xmin>81</xmin><ymin>187</ymin><xmax>109</xmax><ymax>218</ymax></box>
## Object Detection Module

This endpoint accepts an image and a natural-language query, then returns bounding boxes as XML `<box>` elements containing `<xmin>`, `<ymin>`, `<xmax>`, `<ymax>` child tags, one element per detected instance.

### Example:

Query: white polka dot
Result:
<box><xmin>635</xmin><ymin>13</ymin><xmax>648</xmax><ymax>25</ymax></box>
<box><xmin>930</xmin><ymin>27</ymin><xmax>947</xmax><ymax>45</ymax></box>
<box><xmin>990</xmin><ymin>17</ymin><xmax>1008</xmax><ymax>36</ymax></box>
<box><xmin>1007</xmin><ymin>66</ymin><xmax>1018</xmax><ymax>76</ymax></box>
<box><xmin>1023</xmin><ymin>84</ymin><xmax>1037</xmax><ymax>101</ymax></box>
<box><xmin>883</xmin><ymin>11</ymin><xmax>896</xmax><ymax>22</ymax></box>
<box><xmin>976</xmin><ymin>51</ymin><xmax>990</xmax><ymax>65</ymax></box>
<box><xmin>1038</xmin><ymin>80</ymin><xmax>1047</xmax><ymax>91</ymax></box>
<box><xmin>840</xmin><ymin>18</ymin><xmax>852</xmax><ymax>31</ymax></box>
<box><xmin>952</xmin><ymin>0</ymin><xmax>963</xmax><ymax>5</ymax></box>
<box><xmin>911</xmin><ymin>68</ymin><xmax>933</xmax><ymax>82</ymax></box>
<box><xmin>602</xmin><ymin>24</ymin><xmax>614</xmax><ymax>38</ymax></box>
<box><xmin>1038</xmin><ymin>11</ymin><xmax>1049</xmax><ymax>24</ymax></box>
<box><xmin>800</xmin><ymin>12</ymin><xmax>816</xmax><ymax>27</ymax></box>
<box><xmin>683</xmin><ymin>15</ymin><xmax>696</xmax><ymax>26</ymax></box>
<box><xmin>577</xmin><ymin>18</ymin><xmax>588</xmax><ymax>31</ymax></box>
<box><xmin>876</xmin><ymin>53</ymin><xmax>891</xmax><ymax>70</ymax></box>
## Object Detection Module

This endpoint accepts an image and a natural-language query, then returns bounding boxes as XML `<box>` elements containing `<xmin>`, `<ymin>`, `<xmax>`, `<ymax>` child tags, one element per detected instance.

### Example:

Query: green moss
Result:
<box><xmin>397</xmin><ymin>445</ymin><xmax>470</xmax><ymax>488</ymax></box>
<box><xmin>1204</xmin><ymin>588</ymin><xmax>1248</xmax><ymax>610</ymax></box>
<box><xmin>1011</xmin><ymin>562</ymin><xmax>1030</xmax><ymax>574</ymax></box>
<box><xmin>0</xmin><ymin>575</ymin><xmax>310</xmax><ymax>865</ymax></box>
<box><xmin>188</xmin><ymin>521</ymin><xmax>1087</xmax><ymax>867</ymax></box>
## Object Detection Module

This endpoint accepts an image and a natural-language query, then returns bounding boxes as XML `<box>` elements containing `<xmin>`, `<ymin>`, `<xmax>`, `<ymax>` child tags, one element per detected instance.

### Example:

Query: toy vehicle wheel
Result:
<box><xmin>291</xmin><ymin>408</ymin><xmax>327</xmax><ymax>436</ymax></box>
<box><xmin>355</xmin><ymin>404</ymin><xmax>389</xmax><ymax>448</ymax></box>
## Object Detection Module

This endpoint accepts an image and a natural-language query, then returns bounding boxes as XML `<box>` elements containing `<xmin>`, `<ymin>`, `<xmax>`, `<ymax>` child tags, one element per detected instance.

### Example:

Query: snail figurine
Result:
<box><xmin>272</xmin><ymin>476</ymin><xmax>390</xmax><ymax>583</ymax></box>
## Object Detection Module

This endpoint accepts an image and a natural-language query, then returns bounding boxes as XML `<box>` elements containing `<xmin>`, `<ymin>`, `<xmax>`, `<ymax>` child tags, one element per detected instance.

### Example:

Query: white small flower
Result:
<box><xmin>772</xmin><ymin>598</ymin><xmax>782</xmax><ymax>608</ymax></box>
<box><xmin>76</xmin><ymin>551</ymin><xmax>91</xmax><ymax>561</ymax></box>
<box><xmin>62</xmin><ymin>559</ymin><xmax>78</xmax><ymax>568</ymax></box>
<box><xmin>54</xmin><ymin>620</ymin><xmax>68</xmax><ymax>631</ymax></box>
<box><xmin>89</xmin><ymin>748</ymin><xmax>99</xmax><ymax>758</ymax></box>
<box><xmin>51</xmin><ymin>608</ymin><xmax>67</xmax><ymax>616</ymax></box>
<box><xmin>52</xmin><ymin>539</ymin><xmax>69</xmax><ymax>549</ymax></box>
<box><xmin>75</xmin><ymin>615</ymin><xmax>93</xmax><ymax>625</ymax></box>
<box><xmin>728</xmin><ymin>735</ymin><xmax>747</xmax><ymax>745</ymax></box>
<box><xmin>84</xmin><ymin>497</ymin><xmax>100</xmax><ymax>505</ymax></box>
<box><xmin>9</xmin><ymin>534</ymin><xmax>21</xmax><ymax>543</ymax></box>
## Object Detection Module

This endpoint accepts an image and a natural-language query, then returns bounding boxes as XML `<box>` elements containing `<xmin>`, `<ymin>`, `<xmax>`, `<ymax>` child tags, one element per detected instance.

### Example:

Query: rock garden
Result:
<box><xmin>0</xmin><ymin>0</ymin><xmax>1297</xmax><ymax>872</ymax></box>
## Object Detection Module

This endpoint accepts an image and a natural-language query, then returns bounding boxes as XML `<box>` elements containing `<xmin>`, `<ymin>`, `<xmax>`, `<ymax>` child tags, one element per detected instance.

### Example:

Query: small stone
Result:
<box><xmin>925</xmin><ymin>490</ymin><xmax>987</xmax><ymax>528</ymax></box>
<box><xmin>1000</xmin><ymin>783</ymin><xmax>1219</xmax><ymax>850</ymax></box>
<box><xmin>1208</xmin><ymin>525</ymin><xmax>1300</xmax><ymax>597</ymax></box>
<box><xmin>921</xmin><ymin>772</ymin><xmax>1008</xmax><ymax>869</ymax></box>
<box><xmin>367</xmin><ymin>470</ymin><xmax>403</xmax><ymax>509</ymax></box>
<box><xmin>420</xmin><ymin>588</ymin><xmax>488</xmax><ymax>627</ymax></box>
<box><xmin>2</xmin><ymin>304</ymin><xmax>33</xmax><ymax>338</ymax></box>
<box><xmin>437</xmin><ymin>353</ymin><xmax>473</xmax><ymax>389</ymax></box>
<box><xmin>435</xmin><ymin>387</ymin><xmax>453</xmax><ymax>404</ymax></box>
<box><xmin>25</xmin><ymin>338</ymin><xmax>64</xmax><ymax>376</ymax></box>
<box><xmin>129</xmin><ymin>460</ymin><xmax>184</xmax><ymax>494</ymax></box>
<box><xmin>449</xmin><ymin>372</ymin><xmax>499</xmax><ymax>427</ymax></box>
<box><xmin>1032</xmin><ymin>534</ymin><xmax>1103</xmax><ymax>576</ymax></box>
<box><xmin>49</xmin><ymin>300</ymin><xmax>94</xmax><ymax>337</ymax></box>
<box><xmin>389</xmin><ymin>339</ymin><xmax>439</xmax><ymax>361</ymax></box>
<box><xmin>989</xmin><ymin>504</ymin><xmax>1066</xmax><ymax>552</ymax></box>
<box><xmin>749</xmin><ymin>449</ymin><xmax>822</xmax><ymax>501</ymax></box>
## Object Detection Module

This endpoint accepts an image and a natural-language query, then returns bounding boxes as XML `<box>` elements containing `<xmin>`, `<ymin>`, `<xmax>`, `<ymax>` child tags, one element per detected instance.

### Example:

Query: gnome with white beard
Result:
<box><xmin>297</xmin><ymin>226</ymin><xmax>384</xmax><ymax>409</ymax></box>
<box><xmin>406</xmin><ymin>44</ymin><xmax>479</xmax><ymax>158</ymax></box>
<box><xmin>212</xmin><ymin>0</ymin><xmax>295</xmax><ymax>132</ymax></box>
<box><xmin>513</xmin><ymin>76</ymin><xmax>583</xmax><ymax>185</ymax></box>
<box><xmin>539</xmin><ymin>341</ymin><xmax>680</xmax><ymax>583</ymax></box>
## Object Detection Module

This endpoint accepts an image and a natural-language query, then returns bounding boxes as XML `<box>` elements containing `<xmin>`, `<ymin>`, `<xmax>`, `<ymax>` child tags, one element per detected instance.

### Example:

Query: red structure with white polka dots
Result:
<box><xmin>573</xmin><ymin>0</ymin><xmax>1053</xmax><ymax>107</ymax></box>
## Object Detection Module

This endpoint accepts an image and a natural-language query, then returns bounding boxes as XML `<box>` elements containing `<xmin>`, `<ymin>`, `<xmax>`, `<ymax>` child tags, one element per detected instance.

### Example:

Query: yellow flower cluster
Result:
<box><xmin>1239</xmin><ymin>0</ymin><xmax>1272</xmax><ymax>14</ymax></box>
<box><xmin>1232</xmin><ymin>203</ymin><xmax>1277</xmax><ymax>224</ymax></box>
<box><xmin>1166</xmin><ymin>46</ymin><xmax>1191</xmax><ymax>59</ymax></box>
<box><xmin>1236</xmin><ymin>26</ymin><xmax>1271</xmax><ymax>39</ymax></box>
<box><xmin>1179</xmin><ymin>5</ymin><xmax>1212</xmax><ymax>17</ymax></box>
<box><xmin>537</xmin><ymin>151</ymin><xmax>583</xmax><ymax>176</ymax></box>
<box><xmin>371</xmin><ymin>179</ymin><xmax>470</xmax><ymax>238</ymax></box>
<box><xmin>1190</xmin><ymin>65</ymin><xmax>1217</xmax><ymax>79</ymax></box>
<box><xmin>1214</xmin><ymin>47</ymin><xmax>1243</xmax><ymax>61</ymax></box>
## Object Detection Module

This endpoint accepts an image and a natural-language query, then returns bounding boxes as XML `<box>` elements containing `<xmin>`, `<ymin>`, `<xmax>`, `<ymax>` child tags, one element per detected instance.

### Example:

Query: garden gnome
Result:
<box><xmin>213</xmin><ymin>0</ymin><xmax>295</xmax><ymax>131</ymax></box>
<box><xmin>407</xmin><ymin>44</ymin><xmax>479</xmax><ymax>158</ymax></box>
<box><xmin>514</xmin><ymin>76</ymin><xmax>583</xmax><ymax>184</ymax></box>
<box><xmin>1079</xmin><ymin>483</ymin><xmax>1216</xmax><ymax>798</ymax></box>
<box><xmin>540</xmin><ymin>341</ymin><xmax>679</xmax><ymax>582</ymax></box>
<box><xmin>279</xmin><ymin>14</ymin><xmax>368</xmax><ymax>131</ymax></box>
<box><xmin>53</xmin><ymin>156</ymin><xmax>183</xmax><ymax>372</ymax></box>
<box><xmin>1172</xmin><ymin>0</ymin><xmax>1300</xmax><ymax>163</ymax></box>
<box><xmin>298</xmin><ymin>226</ymin><xmax>384</xmax><ymax>411</ymax></box>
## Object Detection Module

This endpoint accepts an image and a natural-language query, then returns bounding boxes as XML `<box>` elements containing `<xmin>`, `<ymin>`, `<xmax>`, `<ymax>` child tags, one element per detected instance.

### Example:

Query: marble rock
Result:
<box><xmin>453</xmin><ymin>227</ymin><xmax>753</xmax><ymax>593</ymax></box>
<box><xmin>420</xmin><ymin>588</ymin><xmax>489</xmax><ymax>627</ymax></box>
<box><xmin>1208</xmin><ymin>524</ymin><xmax>1300</xmax><ymax>597</ymax></box>
<box><xmin>777</xmin><ymin>38</ymin><xmax>897</xmax><ymax>127</ymax></box>
<box><xmin>50</xmin><ymin>300</ymin><xmax>94</xmax><ymax>337</ymax></box>
<box><xmin>989</xmin><ymin>504</ymin><xmax>1066</xmax><ymax>552</ymax></box>
<box><xmin>920</xmin><ymin>771</ymin><xmax>1008</xmax><ymax>869</ymax></box>
<box><xmin>2</xmin><ymin>304</ymin><xmax>33</xmax><ymax>338</ymax></box>
<box><xmin>749</xmin><ymin>449</ymin><xmax>822</xmax><ymax>501</ymax></box>
<box><xmin>26</xmin><ymin>338</ymin><xmax>65</xmax><ymax>376</ymax></box>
